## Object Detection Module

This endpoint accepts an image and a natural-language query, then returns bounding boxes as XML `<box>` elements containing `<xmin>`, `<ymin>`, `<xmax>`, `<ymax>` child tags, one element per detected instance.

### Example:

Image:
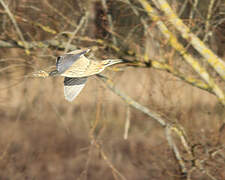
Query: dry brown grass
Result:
<box><xmin>0</xmin><ymin>54</ymin><xmax>224</xmax><ymax>179</ymax></box>
<box><xmin>0</xmin><ymin>0</ymin><xmax>225</xmax><ymax>179</ymax></box>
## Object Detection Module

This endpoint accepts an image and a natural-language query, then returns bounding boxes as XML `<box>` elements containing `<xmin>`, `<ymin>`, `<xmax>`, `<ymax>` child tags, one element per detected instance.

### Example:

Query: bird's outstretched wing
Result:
<box><xmin>56</xmin><ymin>49</ymin><xmax>90</xmax><ymax>74</ymax></box>
<box><xmin>63</xmin><ymin>77</ymin><xmax>88</xmax><ymax>102</ymax></box>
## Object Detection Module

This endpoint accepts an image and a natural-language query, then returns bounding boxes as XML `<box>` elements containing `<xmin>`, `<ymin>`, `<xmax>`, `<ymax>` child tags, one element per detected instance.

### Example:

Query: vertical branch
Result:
<box><xmin>88</xmin><ymin>91</ymin><xmax>126</xmax><ymax>180</ymax></box>
<box><xmin>189</xmin><ymin>0</ymin><xmax>199</xmax><ymax>23</ymax></box>
<box><xmin>0</xmin><ymin>0</ymin><xmax>29</xmax><ymax>54</ymax></box>
<box><xmin>203</xmin><ymin>0</ymin><xmax>216</xmax><ymax>42</ymax></box>
<box><xmin>165</xmin><ymin>126</ymin><xmax>187</xmax><ymax>174</ymax></box>
<box><xmin>178</xmin><ymin>0</ymin><xmax>189</xmax><ymax>17</ymax></box>
<box><xmin>91</xmin><ymin>138</ymin><xmax>127</xmax><ymax>180</ymax></box>
<box><xmin>123</xmin><ymin>105</ymin><xmax>131</xmax><ymax>140</ymax></box>
<box><xmin>101</xmin><ymin>0</ymin><xmax>118</xmax><ymax>46</ymax></box>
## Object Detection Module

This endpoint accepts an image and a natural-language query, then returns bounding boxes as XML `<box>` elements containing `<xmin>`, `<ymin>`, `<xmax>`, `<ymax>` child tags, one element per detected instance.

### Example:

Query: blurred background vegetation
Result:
<box><xmin>0</xmin><ymin>0</ymin><xmax>225</xmax><ymax>179</ymax></box>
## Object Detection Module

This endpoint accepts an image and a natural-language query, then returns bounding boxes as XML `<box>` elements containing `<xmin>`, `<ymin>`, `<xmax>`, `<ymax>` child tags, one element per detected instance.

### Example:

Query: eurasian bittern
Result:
<box><xmin>49</xmin><ymin>49</ymin><xmax>124</xmax><ymax>102</ymax></box>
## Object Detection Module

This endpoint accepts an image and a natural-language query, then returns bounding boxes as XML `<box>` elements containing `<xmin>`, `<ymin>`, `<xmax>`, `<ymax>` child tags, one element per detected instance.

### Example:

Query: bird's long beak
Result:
<box><xmin>103</xmin><ymin>59</ymin><xmax>124</xmax><ymax>67</ymax></box>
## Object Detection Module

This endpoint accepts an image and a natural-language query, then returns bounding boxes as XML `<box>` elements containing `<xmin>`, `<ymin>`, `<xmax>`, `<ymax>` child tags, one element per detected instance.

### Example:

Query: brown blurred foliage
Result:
<box><xmin>0</xmin><ymin>0</ymin><xmax>224</xmax><ymax>179</ymax></box>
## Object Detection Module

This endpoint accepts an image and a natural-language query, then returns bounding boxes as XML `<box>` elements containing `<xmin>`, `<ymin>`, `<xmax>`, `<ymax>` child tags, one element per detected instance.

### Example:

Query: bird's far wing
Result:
<box><xmin>56</xmin><ymin>49</ymin><xmax>90</xmax><ymax>73</ymax></box>
<box><xmin>68</xmin><ymin>49</ymin><xmax>90</xmax><ymax>55</ymax></box>
<box><xmin>63</xmin><ymin>77</ymin><xmax>88</xmax><ymax>102</ymax></box>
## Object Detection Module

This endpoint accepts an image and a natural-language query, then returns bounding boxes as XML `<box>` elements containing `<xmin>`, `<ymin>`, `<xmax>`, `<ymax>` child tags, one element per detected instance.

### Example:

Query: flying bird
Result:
<box><xmin>49</xmin><ymin>49</ymin><xmax>124</xmax><ymax>102</ymax></box>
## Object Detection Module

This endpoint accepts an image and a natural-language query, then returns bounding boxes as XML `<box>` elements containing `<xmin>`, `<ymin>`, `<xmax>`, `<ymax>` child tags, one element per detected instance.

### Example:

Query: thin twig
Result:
<box><xmin>43</xmin><ymin>0</ymin><xmax>77</xmax><ymax>28</ymax></box>
<box><xmin>189</xmin><ymin>0</ymin><xmax>199</xmax><ymax>24</ymax></box>
<box><xmin>101</xmin><ymin>0</ymin><xmax>118</xmax><ymax>46</ymax></box>
<box><xmin>124</xmin><ymin>105</ymin><xmax>130</xmax><ymax>140</ymax></box>
<box><xmin>178</xmin><ymin>0</ymin><xmax>189</xmax><ymax>17</ymax></box>
<box><xmin>64</xmin><ymin>13</ymin><xmax>88</xmax><ymax>53</ymax></box>
<box><xmin>89</xmin><ymin>94</ymin><xmax>126</xmax><ymax>180</ymax></box>
<box><xmin>203</xmin><ymin>0</ymin><xmax>216</xmax><ymax>42</ymax></box>
<box><xmin>0</xmin><ymin>0</ymin><xmax>29</xmax><ymax>54</ymax></box>
<box><xmin>166</xmin><ymin>126</ymin><xmax>187</xmax><ymax>174</ymax></box>
<box><xmin>91</xmin><ymin>137</ymin><xmax>127</xmax><ymax>180</ymax></box>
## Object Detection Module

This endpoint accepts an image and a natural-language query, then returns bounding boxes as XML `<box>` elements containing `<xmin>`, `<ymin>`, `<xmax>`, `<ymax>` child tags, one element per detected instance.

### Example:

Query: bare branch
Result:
<box><xmin>153</xmin><ymin>0</ymin><xmax>225</xmax><ymax>80</ymax></box>
<box><xmin>138</xmin><ymin>0</ymin><xmax>225</xmax><ymax>105</ymax></box>
<box><xmin>97</xmin><ymin>74</ymin><xmax>167</xmax><ymax>127</ymax></box>
<box><xmin>101</xmin><ymin>0</ymin><xmax>118</xmax><ymax>46</ymax></box>
<box><xmin>64</xmin><ymin>13</ymin><xmax>88</xmax><ymax>53</ymax></box>
<box><xmin>0</xmin><ymin>0</ymin><xmax>30</xmax><ymax>54</ymax></box>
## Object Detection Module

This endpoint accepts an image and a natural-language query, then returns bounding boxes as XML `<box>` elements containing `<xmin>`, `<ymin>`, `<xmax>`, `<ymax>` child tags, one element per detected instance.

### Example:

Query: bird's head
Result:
<box><xmin>49</xmin><ymin>70</ymin><xmax>59</xmax><ymax>76</ymax></box>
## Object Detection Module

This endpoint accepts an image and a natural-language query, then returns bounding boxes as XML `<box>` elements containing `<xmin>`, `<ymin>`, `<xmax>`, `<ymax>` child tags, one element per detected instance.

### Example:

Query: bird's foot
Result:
<box><xmin>32</xmin><ymin>70</ymin><xmax>49</xmax><ymax>78</ymax></box>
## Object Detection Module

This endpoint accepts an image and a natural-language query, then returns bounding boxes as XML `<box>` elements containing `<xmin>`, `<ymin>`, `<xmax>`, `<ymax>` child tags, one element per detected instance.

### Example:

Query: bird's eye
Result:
<box><xmin>103</xmin><ymin>61</ymin><xmax>110</xmax><ymax>65</ymax></box>
<box><xmin>57</xmin><ymin>56</ymin><xmax>62</xmax><ymax>61</ymax></box>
